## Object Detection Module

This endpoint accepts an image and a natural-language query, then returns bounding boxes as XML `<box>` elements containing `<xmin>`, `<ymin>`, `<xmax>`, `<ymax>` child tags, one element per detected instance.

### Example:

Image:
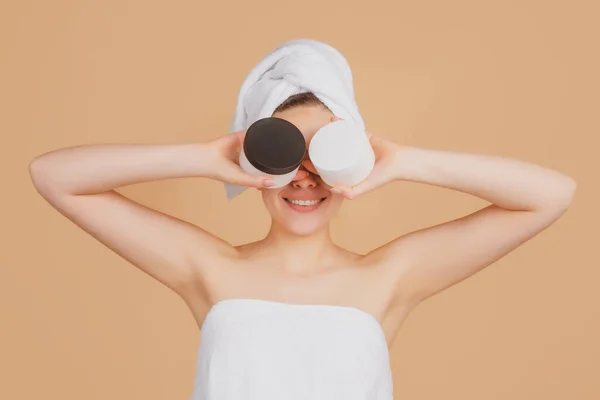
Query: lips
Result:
<box><xmin>282</xmin><ymin>196</ymin><xmax>329</xmax><ymax>213</ymax></box>
<box><xmin>283</xmin><ymin>197</ymin><xmax>327</xmax><ymax>202</ymax></box>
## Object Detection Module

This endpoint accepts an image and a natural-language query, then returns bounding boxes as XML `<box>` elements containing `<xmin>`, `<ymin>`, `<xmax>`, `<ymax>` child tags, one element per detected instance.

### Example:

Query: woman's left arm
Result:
<box><xmin>350</xmin><ymin>138</ymin><xmax>577</xmax><ymax>303</ymax></box>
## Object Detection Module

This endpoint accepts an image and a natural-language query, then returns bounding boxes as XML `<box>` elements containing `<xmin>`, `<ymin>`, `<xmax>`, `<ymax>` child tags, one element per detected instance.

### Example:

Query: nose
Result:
<box><xmin>292</xmin><ymin>172</ymin><xmax>318</xmax><ymax>189</ymax></box>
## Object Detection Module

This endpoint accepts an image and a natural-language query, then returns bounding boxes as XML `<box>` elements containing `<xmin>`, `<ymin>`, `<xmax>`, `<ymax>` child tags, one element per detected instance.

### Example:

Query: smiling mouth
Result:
<box><xmin>283</xmin><ymin>197</ymin><xmax>327</xmax><ymax>206</ymax></box>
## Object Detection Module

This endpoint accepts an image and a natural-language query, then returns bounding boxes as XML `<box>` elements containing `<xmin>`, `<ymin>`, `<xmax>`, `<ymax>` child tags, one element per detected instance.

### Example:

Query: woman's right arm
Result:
<box><xmin>28</xmin><ymin>135</ymin><xmax>268</xmax><ymax>296</ymax></box>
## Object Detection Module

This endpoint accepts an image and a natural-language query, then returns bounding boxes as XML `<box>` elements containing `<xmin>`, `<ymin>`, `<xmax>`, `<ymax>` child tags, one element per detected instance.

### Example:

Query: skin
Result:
<box><xmin>29</xmin><ymin>104</ymin><xmax>577</xmax><ymax>347</ymax></box>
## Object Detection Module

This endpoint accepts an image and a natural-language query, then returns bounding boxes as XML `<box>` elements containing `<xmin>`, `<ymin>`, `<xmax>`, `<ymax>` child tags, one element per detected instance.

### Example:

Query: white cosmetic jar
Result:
<box><xmin>308</xmin><ymin>120</ymin><xmax>375</xmax><ymax>187</ymax></box>
<box><xmin>239</xmin><ymin>117</ymin><xmax>307</xmax><ymax>188</ymax></box>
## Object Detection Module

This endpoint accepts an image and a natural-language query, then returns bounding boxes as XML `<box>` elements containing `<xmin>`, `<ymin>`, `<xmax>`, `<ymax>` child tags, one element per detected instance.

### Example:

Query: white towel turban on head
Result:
<box><xmin>225</xmin><ymin>38</ymin><xmax>365</xmax><ymax>199</ymax></box>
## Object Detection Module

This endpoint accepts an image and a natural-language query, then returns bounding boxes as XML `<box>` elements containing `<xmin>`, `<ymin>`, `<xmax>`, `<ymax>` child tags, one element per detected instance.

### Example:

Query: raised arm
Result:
<box><xmin>29</xmin><ymin>132</ymin><xmax>271</xmax><ymax>296</ymax></box>
<box><xmin>337</xmin><ymin>135</ymin><xmax>577</xmax><ymax>304</ymax></box>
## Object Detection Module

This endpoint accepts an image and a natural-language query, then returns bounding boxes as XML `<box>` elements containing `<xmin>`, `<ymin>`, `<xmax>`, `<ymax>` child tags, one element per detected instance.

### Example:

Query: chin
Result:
<box><xmin>279</xmin><ymin>217</ymin><xmax>329</xmax><ymax>236</ymax></box>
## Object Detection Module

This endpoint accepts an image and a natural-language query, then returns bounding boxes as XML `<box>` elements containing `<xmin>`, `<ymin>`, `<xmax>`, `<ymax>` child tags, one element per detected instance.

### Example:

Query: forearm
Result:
<box><xmin>393</xmin><ymin>145</ymin><xmax>577</xmax><ymax>212</ymax></box>
<box><xmin>29</xmin><ymin>142</ymin><xmax>209</xmax><ymax>195</ymax></box>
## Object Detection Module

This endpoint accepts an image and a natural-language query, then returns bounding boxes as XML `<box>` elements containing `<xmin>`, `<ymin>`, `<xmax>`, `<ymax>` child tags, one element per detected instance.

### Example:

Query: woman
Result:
<box><xmin>29</xmin><ymin>90</ymin><xmax>576</xmax><ymax>398</ymax></box>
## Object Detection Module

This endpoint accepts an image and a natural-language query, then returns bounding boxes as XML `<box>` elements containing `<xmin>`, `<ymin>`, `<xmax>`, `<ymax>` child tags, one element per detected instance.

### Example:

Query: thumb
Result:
<box><xmin>228</xmin><ymin>130</ymin><xmax>246</xmax><ymax>154</ymax></box>
<box><xmin>330</xmin><ymin>171</ymin><xmax>384</xmax><ymax>199</ymax></box>
<box><xmin>232</xmin><ymin>129</ymin><xmax>246</xmax><ymax>145</ymax></box>
<box><xmin>301</xmin><ymin>159</ymin><xmax>318</xmax><ymax>175</ymax></box>
<box><xmin>222</xmin><ymin>161</ymin><xmax>273</xmax><ymax>188</ymax></box>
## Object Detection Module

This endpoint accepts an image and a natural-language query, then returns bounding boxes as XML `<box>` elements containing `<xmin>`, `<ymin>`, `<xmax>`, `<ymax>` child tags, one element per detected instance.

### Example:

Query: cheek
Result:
<box><xmin>329</xmin><ymin>195</ymin><xmax>344</xmax><ymax>211</ymax></box>
<box><xmin>261</xmin><ymin>189</ymin><xmax>283</xmax><ymax>211</ymax></box>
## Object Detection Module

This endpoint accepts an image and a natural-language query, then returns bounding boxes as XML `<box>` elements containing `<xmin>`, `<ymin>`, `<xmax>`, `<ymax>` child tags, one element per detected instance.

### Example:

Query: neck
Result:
<box><xmin>261</xmin><ymin>222</ymin><xmax>339</xmax><ymax>274</ymax></box>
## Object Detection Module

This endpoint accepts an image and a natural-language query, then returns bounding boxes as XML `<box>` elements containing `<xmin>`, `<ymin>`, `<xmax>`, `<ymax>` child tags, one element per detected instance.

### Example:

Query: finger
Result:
<box><xmin>232</xmin><ymin>129</ymin><xmax>247</xmax><ymax>147</ymax></box>
<box><xmin>367</xmin><ymin>133</ymin><xmax>389</xmax><ymax>155</ymax></box>
<box><xmin>292</xmin><ymin>169</ymin><xmax>309</xmax><ymax>181</ymax></box>
<box><xmin>219</xmin><ymin>133</ymin><xmax>245</xmax><ymax>162</ymax></box>
<box><xmin>232</xmin><ymin>174</ymin><xmax>273</xmax><ymax>188</ymax></box>
<box><xmin>224</xmin><ymin>164</ymin><xmax>273</xmax><ymax>188</ymax></box>
<box><xmin>302</xmin><ymin>159</ymin><xmax>319</xmax><ymax>175</ymax></box>
<box><xmin>329</xmin><ymin>173</ymin><xmax>385</xmax><ymax>199</ymax></box>
<box><xmin>369</xmin><ymin>133</ymin><xmax>390</xmax><ymax>149</ymax></box>
<box><xmin>330</xmin><ymin>182</ymin><xmax>370</xmax><ymax>199</ymax></box>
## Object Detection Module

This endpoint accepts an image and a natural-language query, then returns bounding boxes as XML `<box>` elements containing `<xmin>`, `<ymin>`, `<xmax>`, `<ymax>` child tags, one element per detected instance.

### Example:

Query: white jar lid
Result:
<box><xmin>309</xmin><ymin>120</ymin><xmax>371</xmax><ymax>172</ymax></box>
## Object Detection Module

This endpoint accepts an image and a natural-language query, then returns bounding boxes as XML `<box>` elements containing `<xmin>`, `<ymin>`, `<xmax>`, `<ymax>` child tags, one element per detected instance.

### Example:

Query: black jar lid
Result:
<box><xmin>243</xmin><ymin>117</ymin><xmax>306</xmax><ymax>175</ymax></box>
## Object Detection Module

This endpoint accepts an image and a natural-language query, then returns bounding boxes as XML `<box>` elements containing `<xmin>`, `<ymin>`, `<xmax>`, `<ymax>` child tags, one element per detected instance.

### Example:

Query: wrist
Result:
<box><xmin>180</xmin><ymin>142</ymin><xmax>215</xmax><ymax>177</ymax></box>
<box><xmin>391</xmin><ymin>145</ymin><xmax>425</xmax><ymax>181</ymax></box>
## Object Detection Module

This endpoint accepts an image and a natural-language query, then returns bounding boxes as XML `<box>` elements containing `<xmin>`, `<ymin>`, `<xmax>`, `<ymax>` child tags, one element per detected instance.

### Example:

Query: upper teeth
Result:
<box><xmin>288</xmin><ymin>199</ymin><xmax>320</xmax><ymax>206</ymax></box>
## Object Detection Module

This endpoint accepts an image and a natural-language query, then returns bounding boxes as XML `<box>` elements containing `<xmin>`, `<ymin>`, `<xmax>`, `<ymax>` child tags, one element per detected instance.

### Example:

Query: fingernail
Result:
<box><xmin>263</xmin><ymin>179</ymin><xmax>274</xmax><ymax>187</ymax></box>
<box><xmin>330</xmin><ymin>188</ymin><xmax>342</xmax><ymax>194</ymax></box>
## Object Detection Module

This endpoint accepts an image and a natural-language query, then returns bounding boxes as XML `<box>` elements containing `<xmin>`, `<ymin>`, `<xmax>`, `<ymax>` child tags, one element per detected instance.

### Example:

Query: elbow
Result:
<box><xmin>29</xmin><ymin>156</ymin><xmax>59</xmax><ymax>197</ymax></box>
<box><xmin>28</xmin><ymin>156</ymin><xmax>44</xmax><ymax>186</ymax></box>
<box><xmin>558</xmin><ymin>176</ymin><xmax>577</xmax><ymax>209</ymax></box>
<box><xmin>541</xmin><ymin>176</ymin><xmax>577</xmax><ymax>213</ymax></box>
<box><xmin>29</xmin><ymin>157</ymin><xmax>46</xmax><ymax>193</ymax></box>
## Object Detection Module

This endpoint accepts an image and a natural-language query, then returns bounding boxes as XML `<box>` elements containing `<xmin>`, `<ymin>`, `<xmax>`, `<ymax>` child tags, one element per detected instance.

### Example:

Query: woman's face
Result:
<box><xmin>259</xmin><ymin>105</ymin><xmax>344</xmax><ymax>236</ymax></box>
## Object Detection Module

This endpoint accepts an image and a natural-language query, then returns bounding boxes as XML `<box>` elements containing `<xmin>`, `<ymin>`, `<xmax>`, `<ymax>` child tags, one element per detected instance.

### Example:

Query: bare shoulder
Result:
<box><xmin>233</xmin><ymin>239</ymin><xmax>266</xmax><ymax>256</ymax></box>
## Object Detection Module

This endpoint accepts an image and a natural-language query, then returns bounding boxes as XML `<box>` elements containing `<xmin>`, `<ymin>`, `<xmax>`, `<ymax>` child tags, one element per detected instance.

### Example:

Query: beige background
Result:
<box><xmin>1</xmin><ymin>1</ymin><xmax>598</xmax><ymax>399</ymax></box>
